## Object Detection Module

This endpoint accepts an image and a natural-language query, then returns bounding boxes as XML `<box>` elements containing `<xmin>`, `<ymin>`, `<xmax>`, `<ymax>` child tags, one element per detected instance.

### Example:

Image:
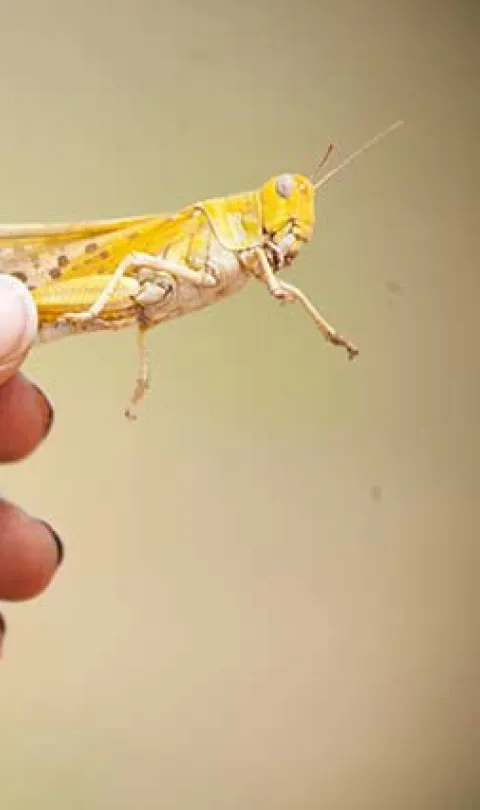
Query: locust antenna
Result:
<box><xmin>310</xmin><ymin>142</ymin><xmax>335</xmax><ymax>184</ymax></box>
<box><xmin>313</xmin><ymin>120</ymin><xmax>404</xmax><ymax>191</ymax></box>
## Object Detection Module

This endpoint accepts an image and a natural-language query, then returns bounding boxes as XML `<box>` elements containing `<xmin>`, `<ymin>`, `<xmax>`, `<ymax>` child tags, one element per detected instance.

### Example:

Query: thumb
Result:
<box><xmin>0</xmin><ymin>276</ymin><xmax>38</xmax><ymax>385</ymax></box>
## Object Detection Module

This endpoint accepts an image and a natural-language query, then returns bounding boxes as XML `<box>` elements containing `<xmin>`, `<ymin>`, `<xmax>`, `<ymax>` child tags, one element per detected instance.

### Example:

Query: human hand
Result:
<box><xmin>0</xmin><ymin>276</ymin><xmax>63</xmax><ymax>659</ymax></box>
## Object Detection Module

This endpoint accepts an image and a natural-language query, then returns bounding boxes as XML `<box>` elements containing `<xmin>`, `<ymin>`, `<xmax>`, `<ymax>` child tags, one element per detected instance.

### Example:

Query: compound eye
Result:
<box><xmin>275</xmin><ymin>174</ymin><xmax>296</xmax><ymax>199</ymax></box>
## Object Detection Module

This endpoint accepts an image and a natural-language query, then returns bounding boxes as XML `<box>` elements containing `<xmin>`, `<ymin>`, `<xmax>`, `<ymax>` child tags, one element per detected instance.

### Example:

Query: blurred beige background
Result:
<box><xmin>1</xmin><ymin>1</ymin><xmax>479</xmax><ymax>808</ymax></box>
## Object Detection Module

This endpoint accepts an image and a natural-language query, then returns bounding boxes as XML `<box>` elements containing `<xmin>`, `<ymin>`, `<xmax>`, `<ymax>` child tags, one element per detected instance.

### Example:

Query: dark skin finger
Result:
<box><xmin>0</xmin><ymin>498</ymin><xmax>63</xmax><ymax>601</ymax></box>
<box><xmin>0</xmin><ymin>379</ymin><xmax>63</xmax><ymax>657</ymax></box>
<box><xmin>0</xmin><ymin>278</ymin><xmax>64</xmax><ymax>658</ymax></box>
<box><xmin>0</xmin><ymin>371</ymin><xmax>54</xmax><ymax>462</ymax></box>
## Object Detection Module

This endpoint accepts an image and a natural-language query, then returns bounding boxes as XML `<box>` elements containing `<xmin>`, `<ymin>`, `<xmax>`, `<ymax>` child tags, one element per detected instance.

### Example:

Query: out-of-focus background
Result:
<box><xmin>1</xmin><ymin>1</ymin><xmax>478</xmax><ymax>808</ymax></box>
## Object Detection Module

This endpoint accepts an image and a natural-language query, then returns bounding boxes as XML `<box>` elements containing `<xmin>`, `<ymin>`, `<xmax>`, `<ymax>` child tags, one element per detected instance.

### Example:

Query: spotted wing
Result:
<box><xmin>0</xmin><ymin>214</ymin><xmax>163</xmax><ymax>290</ymax></box>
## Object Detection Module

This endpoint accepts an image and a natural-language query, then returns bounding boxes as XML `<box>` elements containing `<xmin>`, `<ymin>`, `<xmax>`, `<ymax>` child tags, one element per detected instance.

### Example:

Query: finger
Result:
<box><xmin>0</xmin><ymin>372</ymin><xmax>54</xmax><ymax>462</ymax></box>
<box><xmin>0</xmin><ymin>275</ymin><xmax>38</xmax><ymax>385</ymax></box>
<box><xmin>0</xmin><ymin>498</ymin><xmax>63</xmax><ymax>601</ymax></box>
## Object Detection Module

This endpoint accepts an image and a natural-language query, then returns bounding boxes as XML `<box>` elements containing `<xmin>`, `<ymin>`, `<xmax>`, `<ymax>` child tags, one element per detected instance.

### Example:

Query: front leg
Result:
<box><xmin>253</xmin><ymin>247</ymin><xmax>293</xmax><ymax>302</ymax></box>
<box><xmin>253</xmin><ymin>248</ymin><xmax>359</xmax><ymax>360</ymax></box>
<box><xmin>60</xmin><ymin>252</ymin><xmax>217</xmax><ymax>326</ymax></box>
<box><xmin>125</xmin><ymin>275</ymin><xmax>177</xmax><ymax>420</ymax></box>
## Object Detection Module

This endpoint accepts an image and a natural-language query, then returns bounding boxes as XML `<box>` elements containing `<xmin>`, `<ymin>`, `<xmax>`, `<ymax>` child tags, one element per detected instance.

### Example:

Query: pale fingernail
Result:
<box><xmin>31</xmin><ymin>382</ymin><xmax>55</xmax><ymax>441</ymax></box>
<box><xmin>0</xmin><ymin>276</ymin><xmax>38</xmax><ymax>379</ymax></box>
<box><xmin>39</xmin><ymin>521</ymin><xmax>64</xmax><ymax>566</ymax></box>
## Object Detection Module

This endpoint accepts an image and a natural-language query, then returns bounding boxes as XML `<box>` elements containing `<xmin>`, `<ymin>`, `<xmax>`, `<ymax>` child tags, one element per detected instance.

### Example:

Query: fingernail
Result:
<box><xmin>31</xmin><ymin>382</ymin><xmax>55</xmax><ymax>440</ymax></box>
<box><xmin>40</xmin><ymin>521</ymin><xmax>64</xmax><ymax>566</ymax></box>
<box><xmin>0</xmin><ymin>613</ymin><xmax>6</xmax><ymax>635</ymax></box>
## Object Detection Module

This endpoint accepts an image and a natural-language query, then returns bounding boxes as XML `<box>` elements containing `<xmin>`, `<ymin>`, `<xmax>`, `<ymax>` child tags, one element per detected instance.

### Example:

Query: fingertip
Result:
<box><xmin>0</xmin><ymin>504</ymin><xmax>64</xmax><ymax>601</ymax></box>
<box><xmin>0</xmin><ymin>373</ymin><xmax>54</xmax><ymax>462</ymax></box>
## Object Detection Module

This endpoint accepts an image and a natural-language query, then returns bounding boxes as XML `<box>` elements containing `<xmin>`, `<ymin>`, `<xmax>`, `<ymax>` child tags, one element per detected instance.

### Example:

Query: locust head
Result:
<box><xmin>259</xmin><ymin>120</ymin><xmax>404</xmax><ymax>273</ymax></box>
<box><xmin>260</xmin><ymin>173</ymin><xmax>315</xmax><ymax>270</ymax></box>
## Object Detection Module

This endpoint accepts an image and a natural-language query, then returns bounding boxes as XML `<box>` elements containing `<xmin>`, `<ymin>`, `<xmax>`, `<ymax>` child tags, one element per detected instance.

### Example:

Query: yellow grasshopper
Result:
<box><xmin>0</xmin><ymin>121</ymin><xmax>403</xmax><ymax>419</ymax></box>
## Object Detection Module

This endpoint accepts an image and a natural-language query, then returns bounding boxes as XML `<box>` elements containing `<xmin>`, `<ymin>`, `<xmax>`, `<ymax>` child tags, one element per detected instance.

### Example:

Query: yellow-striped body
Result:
<box><xmin>0</xmin><ymin>174</ymin><xmax>316</xmax><ymax>347</ymax></box>
<box><xmin>0</xmin><ymin>171</ymin><xmax>359</xmax><ymax>419</ymax></box>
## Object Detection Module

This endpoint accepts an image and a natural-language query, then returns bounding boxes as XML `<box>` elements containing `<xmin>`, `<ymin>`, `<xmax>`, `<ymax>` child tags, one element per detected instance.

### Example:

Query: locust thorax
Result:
<box><xmin>259</xmin><ymin>173</ymin><xmax>315</xmax><ymax>269</ymax></box>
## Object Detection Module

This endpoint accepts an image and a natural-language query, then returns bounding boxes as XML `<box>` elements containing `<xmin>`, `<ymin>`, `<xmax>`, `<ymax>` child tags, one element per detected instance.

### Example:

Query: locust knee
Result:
<box><xmin>135</xmin><ymin>276</ymin><xmax>173</xmax><ymax>307</ymax></box>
